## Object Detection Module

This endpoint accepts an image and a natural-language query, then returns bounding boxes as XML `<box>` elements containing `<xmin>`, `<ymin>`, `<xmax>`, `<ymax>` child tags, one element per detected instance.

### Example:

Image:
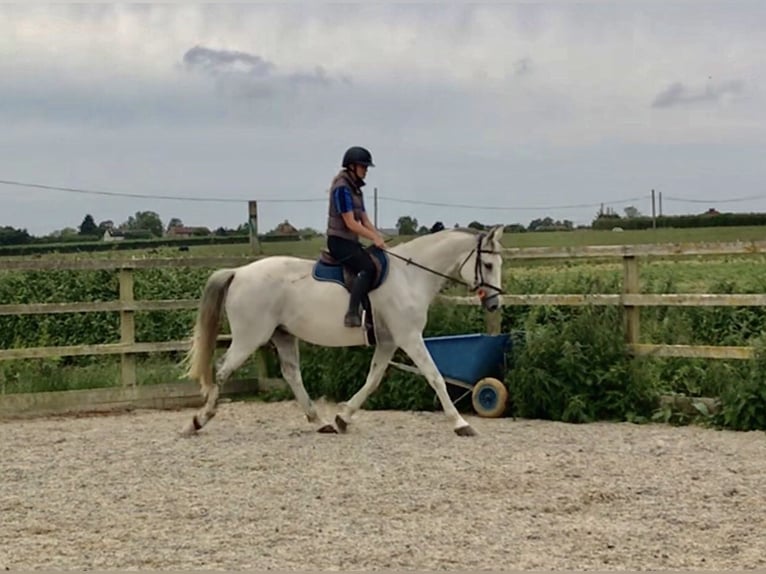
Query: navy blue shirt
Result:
<box><xmin>332</xmin><ymin>185</ymin><xmax>365</xmax><ymax>214</ymax></box>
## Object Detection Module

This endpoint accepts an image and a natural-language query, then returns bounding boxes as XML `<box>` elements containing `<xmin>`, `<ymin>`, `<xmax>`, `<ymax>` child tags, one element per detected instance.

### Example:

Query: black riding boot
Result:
<box><xmin>345</xmin><ymin>270</ymin><xmax>372</xmax><ymax>327</ymax></box>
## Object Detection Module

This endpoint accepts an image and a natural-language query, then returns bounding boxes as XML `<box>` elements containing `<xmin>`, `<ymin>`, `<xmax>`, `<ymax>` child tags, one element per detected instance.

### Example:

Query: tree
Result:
<box><xmin>396</xmin><ymin>215</ymin><xmax>418</xmax><ymax>235</ymax></box>
<box><xmin>48</xmin><ymin>227</ymin><xmax>79</xmax><ymax>239</ymax></box>
<box><xmin>430</xmin><ymin>221</ymin><xmax>445</xmax><ymax>233</ymax></box>
<box><xmin>123</xmin><ymin>211</ymin><xmax>163</xmax><ymax>237</ymax></box>
<box><xmin>78</xmin><ymin>214</ymin><xmax>99</xmax><ymax>236</ymax></box>
<box><xmin>624</xmin><ymin>206</ymin><xmax>641</xmax><ymax>218</ymax></box>
<box><xmin>528</xmin><ymin>216</ymin><xmax>555</xmax><ymax>231</ymax></box>
<box><xmin>0</xmin><ymin>226</ymin><xmax>32</xmax><ymax>245</ymax></box>
<box><xmin>467</xmin><ymin>221</ymin><xmax>485</xmax><ymax>231</ymax></box>
<box><xmin>298</xmin><ymin>227</ymin><xmax>320</xmax><ymax>238</ymax></box>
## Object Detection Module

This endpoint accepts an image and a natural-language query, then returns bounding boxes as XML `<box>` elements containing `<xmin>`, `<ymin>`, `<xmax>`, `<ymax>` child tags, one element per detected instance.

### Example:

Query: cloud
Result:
<box><xmin>181</xmin><ymin>45</ymin><xmax>349</xmax><ymax>99</ymax></box>
<box><xmin>651</xmin><ymin>80</ymin><xmax>745</xmax><ymax>108</ymax></box>
<box><xmin>183</xmin><ymin>45</ymin><xmax>276</xmax><ymax>77</ymax></box>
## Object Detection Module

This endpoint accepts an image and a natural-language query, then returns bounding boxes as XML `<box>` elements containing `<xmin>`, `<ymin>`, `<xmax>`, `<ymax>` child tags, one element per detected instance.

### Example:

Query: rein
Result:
<box><xmin>381</xmin><ymin>232</ymin><xmax>505</xmax><ymax>295</ymax></box>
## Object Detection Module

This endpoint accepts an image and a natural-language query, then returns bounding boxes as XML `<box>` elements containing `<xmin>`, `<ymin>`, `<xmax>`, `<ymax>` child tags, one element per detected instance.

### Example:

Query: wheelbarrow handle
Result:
<box><xmin>388</xmin><ymin>361</ymin><xmax>474</xmax><ymax>390</ymax></box>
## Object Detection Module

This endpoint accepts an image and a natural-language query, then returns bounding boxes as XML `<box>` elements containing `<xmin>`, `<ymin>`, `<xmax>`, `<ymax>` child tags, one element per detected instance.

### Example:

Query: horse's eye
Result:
<box><xmin>483</xmin><ymin>262</ymin><xmax>493</xmax><ymax>271</ymax></box>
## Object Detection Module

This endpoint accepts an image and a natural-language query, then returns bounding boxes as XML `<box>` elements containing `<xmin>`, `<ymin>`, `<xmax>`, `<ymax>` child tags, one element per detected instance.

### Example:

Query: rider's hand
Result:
<box><xmin>373</xmin><ymin>235</ymin><xmax>386</xmax><ymax>249</ymax></box>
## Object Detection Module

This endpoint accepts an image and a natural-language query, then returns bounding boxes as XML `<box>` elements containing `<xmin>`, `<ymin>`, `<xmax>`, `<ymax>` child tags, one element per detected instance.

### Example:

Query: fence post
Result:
<box><xmin>622</xmin><ymin>255</ymin><xmax>640</xmax><ymax>348</ymax></box>
<box><xmin>254</xmin><ymin>348</ymin><xmax>270</xmax><ymax>387</ymax></box>
<box><xmin>119</xmin><ymin>267</ymin><xmax>136</xmax><ymax>387</ymax></box>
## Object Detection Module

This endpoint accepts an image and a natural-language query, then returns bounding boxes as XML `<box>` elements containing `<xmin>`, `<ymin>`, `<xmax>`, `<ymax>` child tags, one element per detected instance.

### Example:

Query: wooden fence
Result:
<box><xmin>1</xmin><ymin>240</ymin><xmax>765</xmax><ymax>416</ymax></box>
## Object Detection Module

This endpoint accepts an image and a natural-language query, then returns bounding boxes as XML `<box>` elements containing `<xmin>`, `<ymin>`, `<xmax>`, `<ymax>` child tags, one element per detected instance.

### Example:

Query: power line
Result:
<box><xmin>662</xmin><ymin>193</ymin><xmax>766</xmax><ymax>204</ymax></box>
<box><xmin>5</xmin><ymin>177</ymin><xmax>766</xmax><ymax>211</ymax></box>
<box><xmin>379</xmin><ymin>195</ymin><xmax>648</xmax><ymax>211</ymax></box>
<box><xmin>0</xmin><ymin>179</ymin><xmax>324</xmax><ymax>203</ymax></box>
<box><xmin>0</xmin><ymin>177</ymin><xmax>651</xmax><ymax>212</ymax></box>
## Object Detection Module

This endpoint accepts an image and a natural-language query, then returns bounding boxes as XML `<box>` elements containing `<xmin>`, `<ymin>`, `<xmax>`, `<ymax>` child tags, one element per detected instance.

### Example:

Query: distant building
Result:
<box><xmin>166</xmin><ymin>225</ymin><xmax>211</xmax><ymax>238</ymax></box>
<box><xmin>102</xmin><ymin>228</ymin><xmax>155</xmax><ymax>241</ymax></box>
<box><xmin>271</xmin><ymin>220</ymin><xmax>299</xmax><ymax>237</ymax></box>
<box><xmin>103</xmin><ymin>228</ymin><xmax>125</xmax><ymax>242</ymax></box>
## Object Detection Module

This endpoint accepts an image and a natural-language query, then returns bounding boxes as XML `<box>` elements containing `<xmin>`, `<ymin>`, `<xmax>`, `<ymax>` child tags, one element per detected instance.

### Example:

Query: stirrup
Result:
<box><xmin>344</xmin><ymin>311</ymin><xmax>362</xmax><ymax>328</ymax></box>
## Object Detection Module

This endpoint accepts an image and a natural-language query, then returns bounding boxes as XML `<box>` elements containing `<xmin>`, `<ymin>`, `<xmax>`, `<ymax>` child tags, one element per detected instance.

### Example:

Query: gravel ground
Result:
<box><xmin>1</xmin><ymin>399</ymin><xmax>765</xmax><ymax>571</ymax></box>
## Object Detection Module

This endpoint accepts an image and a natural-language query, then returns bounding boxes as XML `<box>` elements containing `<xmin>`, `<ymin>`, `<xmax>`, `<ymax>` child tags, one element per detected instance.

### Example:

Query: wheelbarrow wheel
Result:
<box><xmin>471</xmin><ymin>377</ymin><xmax>509</xmax><ymax>418</ymax></box>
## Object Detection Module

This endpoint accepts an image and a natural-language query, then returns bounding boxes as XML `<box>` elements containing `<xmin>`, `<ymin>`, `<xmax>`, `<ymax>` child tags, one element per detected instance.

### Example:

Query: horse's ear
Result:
<box><xmin>488</xmin><ymin>224</ymin><xmax>504</xmax><ymax>244</ymax></box>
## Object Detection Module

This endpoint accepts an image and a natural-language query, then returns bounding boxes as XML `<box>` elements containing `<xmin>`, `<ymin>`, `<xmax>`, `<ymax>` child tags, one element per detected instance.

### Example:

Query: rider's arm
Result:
<box><xmin>334</xmin><ymin>186</ymin><xmax>379</xmax><ymax>243</ymax></box>
<box><xmin>341</xmin><ymin>212</ymin><xmax>379</xmax><ymax>243</ymax></box>
<box><xmin>360</xmin><ymin>210</ymin><xmax>379</xmax><ymax>234</ymax></box>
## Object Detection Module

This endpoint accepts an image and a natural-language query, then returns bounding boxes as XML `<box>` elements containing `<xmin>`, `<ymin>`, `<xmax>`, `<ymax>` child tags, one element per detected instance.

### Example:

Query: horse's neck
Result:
<box><xmin>391</xmin><ymin>232</ymin><xmax>475</xmax><ymax>301</ymax></box>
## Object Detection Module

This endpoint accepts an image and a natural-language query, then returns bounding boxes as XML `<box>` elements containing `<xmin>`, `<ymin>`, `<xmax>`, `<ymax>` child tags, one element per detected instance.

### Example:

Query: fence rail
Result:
<box><xmin>1</xmin><ymin>240</ymin><xmax>764</xmax><ymax>377</ymax></box>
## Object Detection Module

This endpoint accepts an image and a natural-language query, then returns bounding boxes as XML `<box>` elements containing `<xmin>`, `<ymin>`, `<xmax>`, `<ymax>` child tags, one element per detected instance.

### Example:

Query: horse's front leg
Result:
<box><xmin>400</xmin><ymin>335</ymin><xmax>476</xmax><ymax>436</ymax></box>
<box><xmin>335</xmin><ymin>342</ymin><xmax>397</xmax><ymax>432</ymax></box>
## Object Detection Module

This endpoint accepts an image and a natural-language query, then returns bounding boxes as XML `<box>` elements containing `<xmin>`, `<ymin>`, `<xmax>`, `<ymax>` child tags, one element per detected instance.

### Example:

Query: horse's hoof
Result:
<box><xmin>180</xmin><ymin>424</ymin><xmax>197</xmax><ymax>438</ymax></box>
<box><xmin>317</xmin><ymin>423</ymin><xmax>338</xmax><ymax>434</ymax></box>
<box><xmin>334</xmin><ymin>415</ymin><xmax>348</xmax><ymax>433</ymax></box>
<box><xmin>454</xmin><ymin>425</ymin><xmax>478</xmax><ymax>437</ymax></box>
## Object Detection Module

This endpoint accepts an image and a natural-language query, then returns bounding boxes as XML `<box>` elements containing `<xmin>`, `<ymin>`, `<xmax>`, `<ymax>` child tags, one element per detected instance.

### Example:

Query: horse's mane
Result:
<box><xmin>388</xmin><ymin>226</ymin><xmax>485</xmax><ymax>255</ymax></box>
<box><xmin>450</xmin><ymin>227</ymin><xmax>484</xmax><ymax>236</ymax></box>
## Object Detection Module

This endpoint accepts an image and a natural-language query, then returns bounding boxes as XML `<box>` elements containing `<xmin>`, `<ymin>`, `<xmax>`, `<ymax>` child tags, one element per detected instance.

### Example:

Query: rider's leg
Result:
<box><xmin>326</xmin><ymin>236</ymin><xmax>376</xmax><ymax>327</ymax></box>
<box><xmin>345</xmin><ymin>267</ymin><xmax>372</xmax><ymax>327</ymax></box>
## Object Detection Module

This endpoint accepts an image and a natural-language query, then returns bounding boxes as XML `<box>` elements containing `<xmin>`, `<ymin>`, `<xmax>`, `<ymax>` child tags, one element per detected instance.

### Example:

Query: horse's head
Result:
<box><xmin>455</xmin><ymin>225</ymin><xmax>504</xmax><ymax>312</ymax></box>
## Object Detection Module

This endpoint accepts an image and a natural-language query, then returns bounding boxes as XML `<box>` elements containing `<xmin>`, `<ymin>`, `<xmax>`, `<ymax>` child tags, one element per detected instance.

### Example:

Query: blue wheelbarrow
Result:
<box><xmin>389</xmin><ymin>332</ymin><xmax>512</xmax><ymax>418</ymax></box>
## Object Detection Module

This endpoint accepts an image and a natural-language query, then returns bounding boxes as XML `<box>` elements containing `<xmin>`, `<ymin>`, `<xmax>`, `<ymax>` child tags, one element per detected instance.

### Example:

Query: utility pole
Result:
<box><xmin>659</xmin><ymin>191</ymin><xmax>663</xmax><ymax>217</ymax></box>
<box><xmin>651</xmin><ymin>189</ymin><xmax>656</xmax><ymax>229</ymax></box>
<box><xmin>374</xmin><ymin>187</ymin><xmax>379</xmax><ymax>228</ymax></box>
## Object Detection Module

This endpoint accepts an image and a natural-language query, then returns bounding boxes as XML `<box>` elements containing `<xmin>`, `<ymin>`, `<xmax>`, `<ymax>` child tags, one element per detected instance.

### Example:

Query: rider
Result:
<box><xmin>326</xmin><ymin>146</ymin><xmax>387</xmax><ymax>328</ymax></box>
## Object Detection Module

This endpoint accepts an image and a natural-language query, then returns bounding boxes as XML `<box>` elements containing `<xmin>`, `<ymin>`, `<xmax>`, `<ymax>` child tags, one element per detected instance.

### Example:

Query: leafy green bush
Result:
<box><xmin>715</xmin><ymin>335</ymin><xmax>766</xmax><ymax>431</ymax></box>
<box><xmin>506</xmin><ymin>305</ymin><xmax>659</xmax><ymax>423</ymax></box>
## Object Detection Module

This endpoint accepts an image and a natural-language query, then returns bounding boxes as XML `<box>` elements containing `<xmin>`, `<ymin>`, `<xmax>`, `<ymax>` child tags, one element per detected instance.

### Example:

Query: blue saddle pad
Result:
<box><xmin>312</xmin><ymin>247</ymin><xmax>389</xmax><ymax>291</ymax></box>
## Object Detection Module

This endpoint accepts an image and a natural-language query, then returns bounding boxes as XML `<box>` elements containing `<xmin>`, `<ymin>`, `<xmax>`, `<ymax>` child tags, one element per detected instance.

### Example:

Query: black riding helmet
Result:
<box><xmin>342</xmin><ymin>146</ymin><xmax>375</xmax><ymax>168</ymax></box>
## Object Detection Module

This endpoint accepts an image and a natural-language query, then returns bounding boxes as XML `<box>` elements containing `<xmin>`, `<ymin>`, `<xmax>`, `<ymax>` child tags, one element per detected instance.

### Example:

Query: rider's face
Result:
<box><xmin>353</xmin><ymin>164</ymin><xmax>368</xmax><ymax>179</ymax></box>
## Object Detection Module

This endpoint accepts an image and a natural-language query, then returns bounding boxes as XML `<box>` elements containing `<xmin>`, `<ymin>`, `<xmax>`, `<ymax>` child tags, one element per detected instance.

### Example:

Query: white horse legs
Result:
<box><xmin>335</xmin><ymin>343</ymin><xmax>397</xmax><ymax>432</ymax></box>
<box><xmin>400</xmin><ymin>336</ymin><xmax>476</xmax><ymax>436</ymax></box>
<box><xmin>270</xmin><ymin>329</ymin><xmax>324</xmax><ymax>425</ymax></box>
<box><xmin>337</xmin><ymin>336</ymin><xmax>476</xmax><ymax>436</ymax></box>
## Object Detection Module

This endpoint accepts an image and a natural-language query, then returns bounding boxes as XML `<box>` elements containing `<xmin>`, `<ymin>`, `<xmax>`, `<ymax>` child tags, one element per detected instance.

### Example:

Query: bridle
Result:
<box><xmin>383</xmin><ymin>231</ymin><xmax>506</xmax><ymax>298</ymax></box>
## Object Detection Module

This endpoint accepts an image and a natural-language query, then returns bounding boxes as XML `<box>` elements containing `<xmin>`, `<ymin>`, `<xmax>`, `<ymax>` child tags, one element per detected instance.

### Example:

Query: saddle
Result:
<box><xmin>311</xmin><ymin>246</ymin><xmax>389</xmax><ymax>346</ymax></box>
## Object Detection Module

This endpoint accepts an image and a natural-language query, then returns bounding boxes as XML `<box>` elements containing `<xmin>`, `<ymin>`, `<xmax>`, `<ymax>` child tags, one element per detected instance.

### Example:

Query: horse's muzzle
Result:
<box><xmin>482</xmin><ymin>293</ymin><xmax>500</xmax><ymax>312</ymax></box>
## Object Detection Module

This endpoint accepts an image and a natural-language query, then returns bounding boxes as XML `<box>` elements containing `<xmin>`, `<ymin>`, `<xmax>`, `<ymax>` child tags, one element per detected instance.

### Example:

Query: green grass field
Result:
<box><xmin>7</xmin><ymin>224</ymin><xmax>766</xmax><ymax>262</ymax></box>
<box><xmin>177</xmin><ymin>224</ymin><xmax>766</xmax><ymax>255</ymax></box>
<box><xmin>501</xmin><ymin>225</ymin><xmax>766</xmax><ymax>248</ymax></box>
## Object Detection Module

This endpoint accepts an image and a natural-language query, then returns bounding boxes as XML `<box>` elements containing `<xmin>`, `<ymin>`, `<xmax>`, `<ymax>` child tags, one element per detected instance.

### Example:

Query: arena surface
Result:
<box><xmin>1</xmin><ymin>399</ymin><xmax>765</xmax><ymax>570</ymax></box>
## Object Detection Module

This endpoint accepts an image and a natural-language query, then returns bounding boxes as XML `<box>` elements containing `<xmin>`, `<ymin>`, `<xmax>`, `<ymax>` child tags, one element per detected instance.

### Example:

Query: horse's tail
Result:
<box><xmin>181</xmin><ymin>268</ymin><xmax>237</xmax><ymax>398</ymax></box>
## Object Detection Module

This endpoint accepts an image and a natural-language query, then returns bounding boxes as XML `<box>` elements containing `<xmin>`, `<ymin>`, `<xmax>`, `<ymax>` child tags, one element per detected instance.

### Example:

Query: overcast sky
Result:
<box><xmin>1</xmin><ymin>3</ymin><xmax>765</xmax><ymax>236</ymax></box>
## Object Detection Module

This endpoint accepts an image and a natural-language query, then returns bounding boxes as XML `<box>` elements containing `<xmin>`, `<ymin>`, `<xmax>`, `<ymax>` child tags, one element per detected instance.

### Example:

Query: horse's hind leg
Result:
<box><xmin>185</xmin><ymin>327</ymin><xmax>274</xmax><ymax>435</ymax></box>
<box><xmin>270</xmin><ymin>329</ymin><xmax>328</xmax><ymax>429</ymax></box>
